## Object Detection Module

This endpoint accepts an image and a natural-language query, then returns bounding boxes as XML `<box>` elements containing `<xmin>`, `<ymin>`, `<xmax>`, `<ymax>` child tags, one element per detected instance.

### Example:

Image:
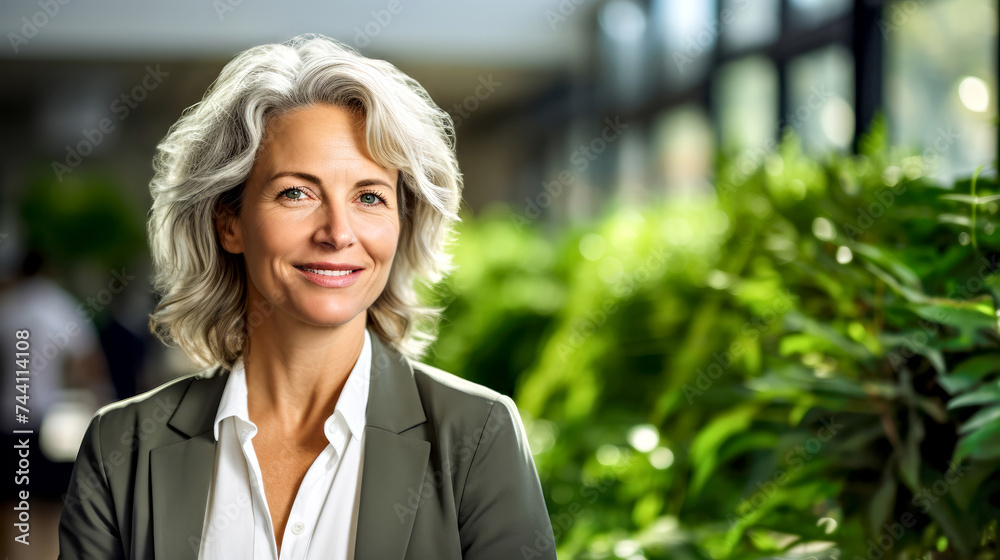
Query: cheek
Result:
<box><xmin>361</xmin><ymin>218</ymin><xmax>401</xmax><ymax>263</ymax></box>
<box><xmin>240</xmin><ymin>211</ymin><xmax>305</xmax><ymax>267</ymax></box>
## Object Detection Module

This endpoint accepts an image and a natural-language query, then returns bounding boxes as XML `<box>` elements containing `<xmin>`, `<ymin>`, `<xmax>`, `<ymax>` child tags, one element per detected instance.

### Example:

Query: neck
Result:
<box><xmin>242</xmin><ymin>298</ymin><xmax>367</xmax><ymax>435</ymax></box>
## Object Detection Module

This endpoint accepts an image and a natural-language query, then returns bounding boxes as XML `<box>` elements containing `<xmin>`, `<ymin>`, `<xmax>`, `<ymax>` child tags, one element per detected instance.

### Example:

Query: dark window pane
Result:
<box><xmin>599</xmin><ymin>0</ymin><xmax>650</xmax><ymax>106</ymax></box>
<box><xmin>789</xmin><ymin>0</ymin><xmax>851</xmax><ymax>27</ymax></box>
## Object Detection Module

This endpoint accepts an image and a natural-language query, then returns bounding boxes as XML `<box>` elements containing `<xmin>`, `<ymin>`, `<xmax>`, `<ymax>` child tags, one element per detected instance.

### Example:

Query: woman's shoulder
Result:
<box><xmin>407</xmin><ymin>360</ymin><xmax>501</xmax><ymax>402</ymax></box>
<box><xmin>91</xmin><ymin>366</ymin><xmax>222</xmax><ymax>430</ymax></box>
<box><xmin>406</xmin><ymin>359</ymin><xmax>525</xmax><ymax>433</ymax></box>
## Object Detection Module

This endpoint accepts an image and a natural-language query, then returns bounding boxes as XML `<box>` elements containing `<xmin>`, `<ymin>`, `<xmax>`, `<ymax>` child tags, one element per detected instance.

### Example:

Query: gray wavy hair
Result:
<box><xmin>147</xmin><ymin>33</ymin><xmax>463</xmax><ymax>369</ymax></box>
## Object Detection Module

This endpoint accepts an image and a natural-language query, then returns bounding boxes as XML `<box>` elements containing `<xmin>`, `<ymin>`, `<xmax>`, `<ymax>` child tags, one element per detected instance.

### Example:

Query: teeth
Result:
<box><xmin>302</xmin><ymin>268</ymin><xmax>355</xmax><ymax>276</ymax></box>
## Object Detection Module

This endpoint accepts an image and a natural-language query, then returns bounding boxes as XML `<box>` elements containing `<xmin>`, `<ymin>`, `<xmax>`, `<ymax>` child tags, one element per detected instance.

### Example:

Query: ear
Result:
<box><xmin>215</xmin><ymin>205</ymin><xmax>244</xmax><ymax>255</ymax></box>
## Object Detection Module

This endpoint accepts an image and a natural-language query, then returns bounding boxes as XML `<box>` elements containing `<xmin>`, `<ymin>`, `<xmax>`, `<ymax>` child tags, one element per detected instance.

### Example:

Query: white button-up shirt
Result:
<box><xmin>197</xmin><ymin>328</ymin><xmax>371</xmax><ymax>559</ymax></box>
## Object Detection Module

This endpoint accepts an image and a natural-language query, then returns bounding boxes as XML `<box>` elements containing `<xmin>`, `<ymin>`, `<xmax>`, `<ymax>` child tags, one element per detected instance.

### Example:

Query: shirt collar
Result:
<box><xmin>213</xmin><ymin>327</ymin><xmax>372</xmax><ymax>444</ymax></box>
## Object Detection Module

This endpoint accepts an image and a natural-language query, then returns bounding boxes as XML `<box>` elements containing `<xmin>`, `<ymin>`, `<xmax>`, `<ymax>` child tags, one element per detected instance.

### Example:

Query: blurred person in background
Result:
<box><xmin>0</xmin><ymin>247</ymin><xmax>114</xmax><ymax>560</ymax></box>
<box><xmin>58</xmin><ymin>34</ymin><xmax>555</xmax><ymax>559</ymax></box>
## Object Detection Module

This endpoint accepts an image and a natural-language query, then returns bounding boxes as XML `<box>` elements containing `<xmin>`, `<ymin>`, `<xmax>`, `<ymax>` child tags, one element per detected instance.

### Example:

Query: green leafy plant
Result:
<box><xmin>425</xmin><ymin>118</ymin><xmax>1000</xmax><ymax>560</ymax></box>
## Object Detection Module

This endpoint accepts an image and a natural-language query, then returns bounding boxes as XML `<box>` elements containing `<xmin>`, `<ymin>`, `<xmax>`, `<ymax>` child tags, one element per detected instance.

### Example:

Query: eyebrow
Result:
<box><xmin>267</xmin><ymin>171</ymin><xmax>395</xmax><ymax>191</ymax></box>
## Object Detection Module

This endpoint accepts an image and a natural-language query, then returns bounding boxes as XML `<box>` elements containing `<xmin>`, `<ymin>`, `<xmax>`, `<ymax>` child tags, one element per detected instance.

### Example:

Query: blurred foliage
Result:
<box><xmin>424</xmin><ymin>117</ymin><xmax>1000</xmax><ymax>560</ymax></box>
<box><xmin>20</xmin><ymin>164</ymin><xmax>147</xmax><ymax>271</ymax></box>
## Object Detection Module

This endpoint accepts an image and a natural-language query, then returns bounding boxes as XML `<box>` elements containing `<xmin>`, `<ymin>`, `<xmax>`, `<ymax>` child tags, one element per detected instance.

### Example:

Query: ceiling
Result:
<box><xmin>0</xmin><ymin>0</ymin><xmax>594</xmax><ymax>66</ymax></box>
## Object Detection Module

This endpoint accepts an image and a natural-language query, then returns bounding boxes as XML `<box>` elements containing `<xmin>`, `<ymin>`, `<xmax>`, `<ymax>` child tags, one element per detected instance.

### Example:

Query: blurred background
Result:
<box><xmin>1</xmin><ymin>0</ymin><xmax>998</xmax><ymax>558</ymax></box>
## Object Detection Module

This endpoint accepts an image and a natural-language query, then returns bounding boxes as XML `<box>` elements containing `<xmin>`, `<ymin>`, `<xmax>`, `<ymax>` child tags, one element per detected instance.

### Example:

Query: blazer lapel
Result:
<box><xmin>150</xmin><ymin>367</ymin><xmax>229</xmax><ymax>560</ymax></box>
<box><xmin>353</xmin><ymin>329</ymin><xmax>430</xmax><ymax>560</ymax></box>
<box><xmin>146</xmin><ymin>327</ymin><xmax>429</xmax><ymax>560</ymax></box>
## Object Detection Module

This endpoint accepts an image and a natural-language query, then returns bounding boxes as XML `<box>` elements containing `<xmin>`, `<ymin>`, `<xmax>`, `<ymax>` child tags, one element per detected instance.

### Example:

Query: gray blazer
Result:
<box><xmin>57</xmin><ymin>328</ymin><xmax>557</xmax><ymax>559</ymax></box>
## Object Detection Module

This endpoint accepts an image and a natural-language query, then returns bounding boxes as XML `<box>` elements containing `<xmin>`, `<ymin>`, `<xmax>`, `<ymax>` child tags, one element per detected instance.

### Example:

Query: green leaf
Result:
<box><xmin>954</xmin><ymin>416</ymin><xmax>1000</xmax><ymax>462</ymax></box>
<box><xmin>947</xmin><ymin>381</ymin><xmax>1000</xmax><ymax>409</ymax></box>
<box><xmin>783</xmin><ymin>312</ymin><xmax>872</xmax><ymax>360</ymax></box>
<box><xmin>959</xmin><ymin>405</ymin><xmax>1000</xmax><ymax>435</ymax></box>
<box><xmin>868</xmin><ymin>468</ymin><xmax>896</xmax><ymax>537</ymax></box>
<box><xmin>899</xmin><ymin>405</ymin><xmax>924</xmax><ymax>488</ymax></box>
<box><xmin>937</xmin><ymin>213</ymin><xmax>972</xmax><ymax>226</ymax></box>
<box><xmin>921</xmin><ymin>492</ymin><xmax>975</xmax><ymax>558</ymax></box>
<box><xmin>853</xmin><ymin>242</ymin><xmax>922</xmax><ymax>290</ymax></box>
<box><xmin>689</xmin><ymin>405</ymin><xmax>759</xmax><ymax>495</ymax></box>
<box><xmin>718</xmin><ymin>431</ymin><xmax>782</xmax><ymax>463</ymax></box>
<box><xmin>862</xmin><ymin>261</ymin><xmax>929</xmax><ymax>303</ymax></box>
<box><xmin>939</xmin><ymin>193</ymin><xmax>1000</xmax><ymax>204</ymax></box>
<box><xmin>880</xmin><ymin>331</ymin><xmax>946</xmax><ymax>374</ymax></box>
<box><xmin>911</xmin><ymin>303</ymin><xmax>995</xmax><ymax>332</ymax></box>
<box><xmin>857</xmin><ymin>113</ymin><xmax>888</xmax><ymax>156</ymax></box>
<box><xmin>939</xmin><ymin>354</ymin><xmax>1000</xmax><ymax>394</ymax></box>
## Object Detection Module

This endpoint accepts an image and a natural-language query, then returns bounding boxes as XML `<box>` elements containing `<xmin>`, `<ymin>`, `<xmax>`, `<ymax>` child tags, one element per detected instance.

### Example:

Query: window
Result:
<box><xmin>720</xmin><ymin>0</ymin><xmax>781</xmax><ymax>52</ymax></box>
<box><xmin>789</xmin><ymin>0</ymin><xmax>852</xmax><ymax>28</ymax></box>
<box><xmin>653</xmin><ymin>0</ymin><xmax>719</xmax><ymax>87</ymax></box>
<box><xmin>715</xmin><ymin>56</ymin><xmax>780</xmax><ymax>152</ymax></box>
<box><xmin>886</xmin><ymin>0</ymin><xmax>998</xmax><ymax>181</ymax></box>
<box><xmin>652</xmin><ymin>105</ymin><xmax>716</xmax><ymax>194</ymax></box>
<box><xmin>787</xmin><ymin>45</ymin><xmax>855</xmax><ymax>153</ymax></box>
<box><xmin>523</xmin><ymin>0</ymin><xmax>998</xmax><ymax>212</ymax></box>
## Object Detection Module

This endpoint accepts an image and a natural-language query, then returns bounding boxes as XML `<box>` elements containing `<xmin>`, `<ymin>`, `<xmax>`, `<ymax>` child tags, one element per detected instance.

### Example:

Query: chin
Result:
<box><xmin>292</xmin><ymin>303</ymin><xmax>366</xmax><ymax>328</ymax></box>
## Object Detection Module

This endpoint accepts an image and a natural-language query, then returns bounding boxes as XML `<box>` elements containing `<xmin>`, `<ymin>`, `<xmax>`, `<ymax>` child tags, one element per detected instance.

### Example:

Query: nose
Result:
<box><xmin>312</xmin><ymin>198</ymin><xmax>357</xmax><ymax>249</ymax></box>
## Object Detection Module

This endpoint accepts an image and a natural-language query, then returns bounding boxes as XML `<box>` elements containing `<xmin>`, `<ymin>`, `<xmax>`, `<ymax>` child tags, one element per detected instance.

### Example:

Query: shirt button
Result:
<box><xmin>291</xmin><ymin>521</ymin><xmax>305</xmax><ymax>535</ymax></box>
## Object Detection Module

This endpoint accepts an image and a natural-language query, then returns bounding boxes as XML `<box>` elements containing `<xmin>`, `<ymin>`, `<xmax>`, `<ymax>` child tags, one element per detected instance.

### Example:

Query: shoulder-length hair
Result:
<box><xmin>147</xmin><ymin>33</ymin><xmax>463</xmax><ymax>370</ymax></box>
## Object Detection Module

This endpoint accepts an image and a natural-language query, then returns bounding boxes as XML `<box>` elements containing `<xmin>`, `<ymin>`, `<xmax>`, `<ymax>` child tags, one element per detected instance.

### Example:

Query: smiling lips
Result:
<box><xmin>294</xmin><ymin>263</ymin><xmax>364</xmax><ymax>287</ymax></box>
<box><xmin>296</xmin><ymin>262</ymin><xmax>360</xmax><ymax>273</ymax></box>
<box><xmin>299</xmin><ymin>267</ymin><xmax>354</xmax><ymax>277</ymax></box>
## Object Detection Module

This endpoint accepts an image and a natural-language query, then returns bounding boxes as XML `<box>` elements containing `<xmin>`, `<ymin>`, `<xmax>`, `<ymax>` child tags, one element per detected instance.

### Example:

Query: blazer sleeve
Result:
<box><xmin>457</xmin><ymin>394</ymin><xmax>557</xmax><ymax>560</ymax></box>
<box><xmin>58</xmin><ymin>412</ymin><xmax>126</xmax><ymax>560</ymax></box>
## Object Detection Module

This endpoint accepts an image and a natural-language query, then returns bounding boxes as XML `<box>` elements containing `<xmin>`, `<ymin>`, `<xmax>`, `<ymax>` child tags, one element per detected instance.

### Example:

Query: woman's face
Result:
<box><xmin>216</xmin><ymin>103</ymin><xmax>400</xmax><ymax>330</ymax></box>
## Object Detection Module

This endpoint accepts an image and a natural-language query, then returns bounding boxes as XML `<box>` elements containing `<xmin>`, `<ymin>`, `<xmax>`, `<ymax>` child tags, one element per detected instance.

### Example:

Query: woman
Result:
<box><xmin>58</xmin><ymin>34</ymin><xmax>556</xmax><ymax>560</ymax></box>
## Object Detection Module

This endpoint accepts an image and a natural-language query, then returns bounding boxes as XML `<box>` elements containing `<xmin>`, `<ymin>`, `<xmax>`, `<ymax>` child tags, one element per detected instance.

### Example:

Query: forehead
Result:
<box><xmin>254</xmin><ymin>103</ymin><xmax>395</xmax><ymax>180</ymax></box>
